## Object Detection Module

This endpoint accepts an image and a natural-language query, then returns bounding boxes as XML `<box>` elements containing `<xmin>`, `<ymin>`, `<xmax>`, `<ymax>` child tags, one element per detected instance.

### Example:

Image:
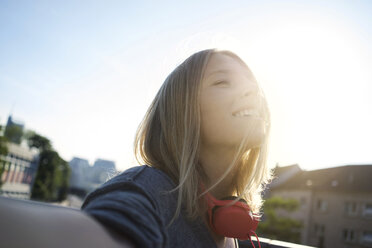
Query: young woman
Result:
<box><xmin>82</xmin><ymin>49</ymin><xmax>271</xmax><ymax>248</ymax></box>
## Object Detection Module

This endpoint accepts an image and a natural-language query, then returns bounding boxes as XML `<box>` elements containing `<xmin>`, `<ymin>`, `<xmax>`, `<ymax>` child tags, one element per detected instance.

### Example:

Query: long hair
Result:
<box><xmin>134</xmin><ymin>49</ymin><xmax>272</xmax><ymax>222</ymax></box>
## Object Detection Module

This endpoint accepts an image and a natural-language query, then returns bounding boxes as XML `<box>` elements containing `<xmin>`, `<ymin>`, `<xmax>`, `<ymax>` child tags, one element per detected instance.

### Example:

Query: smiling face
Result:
<box><xmin>200</xmin><ymin>52</ymin><xmax>266</xmax><ymax>151</ymax></box>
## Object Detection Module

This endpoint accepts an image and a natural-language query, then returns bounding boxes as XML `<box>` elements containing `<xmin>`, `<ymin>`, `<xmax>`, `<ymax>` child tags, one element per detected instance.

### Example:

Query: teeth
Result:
<box><xmin>233</xmin><ymin>109</ymin><xmax>259</xmax><ymax>117</ymax></box>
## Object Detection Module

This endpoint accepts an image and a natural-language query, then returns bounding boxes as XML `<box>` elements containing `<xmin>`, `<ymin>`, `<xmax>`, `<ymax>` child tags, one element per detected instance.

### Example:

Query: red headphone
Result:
<box><xmin>204</xmin><ymin>190</ymin><xmax>261</xmax><ymax>247</ymax></box>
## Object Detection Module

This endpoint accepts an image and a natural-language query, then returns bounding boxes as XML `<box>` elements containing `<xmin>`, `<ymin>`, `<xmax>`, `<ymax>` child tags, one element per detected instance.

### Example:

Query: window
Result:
<box><xmin>363</xmin><ymin>203</ymin><xmax>372</xmax><ymax>217</ymax></box>
<box><xmin>360</xmin><ymin>231</ymin><xmax>372</xmax><ymax>246</ymax></box>
<box><xmin>300</xmin><ymin>197</ymin><xmax>306</xmax><ymax>206</ymax></box>
<box><xmin>343</xmin><ymin>228</ymin><xmax>356</xmax><ymax>243</ymax></box>
<box><xmin>314</xmin><ymin>223</ymin><xmax>325</xmax><ymax>237</ymax></box>
<box><xmin>345</xmin><ymin>202</ymin><xmax>358</xmax><ymax>216</ymax></box>
<box><xmin>348</xmin><ymin>174</ymin><xmax>354</xmax><ymax>183</ymax></box>
<box><xmin>306</xmin><ymin>179</ymin><xmax>313</xmax><ymax>186</ymax></box>
<box><xmin>316</xmin><ymin>199</ymin><xmax>328</xmax><ymax>212</ymax></box>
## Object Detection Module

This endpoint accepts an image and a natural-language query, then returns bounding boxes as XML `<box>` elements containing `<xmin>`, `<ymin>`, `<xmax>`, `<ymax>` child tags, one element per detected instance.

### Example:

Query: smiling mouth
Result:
<box><xmin>232</xmin><ymin>109</ymin><xmax>260</xmax><ymax>117</ymax></box>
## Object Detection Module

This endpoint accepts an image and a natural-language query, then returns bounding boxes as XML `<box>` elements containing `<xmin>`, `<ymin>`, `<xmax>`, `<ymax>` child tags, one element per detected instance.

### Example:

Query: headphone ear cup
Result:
<box><xmin>211</xmin><ymin>203</ymin><xmax>258</xmax><ymax>240</ymax></box>
<box><xmin>203</xmin><ymin>189</ymin><xmax>259</xmax><ymax>240</ymax></box>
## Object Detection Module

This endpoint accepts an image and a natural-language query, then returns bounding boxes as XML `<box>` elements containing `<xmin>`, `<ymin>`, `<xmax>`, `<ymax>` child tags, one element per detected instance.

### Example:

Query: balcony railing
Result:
<box><xmin>239</xmin><ymin>238</ymin><xmax>316</xmax><ymax>248</ymax></box>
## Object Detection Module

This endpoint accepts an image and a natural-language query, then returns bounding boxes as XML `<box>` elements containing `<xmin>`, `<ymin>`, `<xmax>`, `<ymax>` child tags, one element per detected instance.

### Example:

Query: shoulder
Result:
<box><xmin>82</xmin><ymin>165</ymin><xmax>175</xmax><ymax>208</ymax></box>
<box><xmin>81</xmin><ymin>165</ymin><xmax>172</xmax><ymax>247</ymax></box>
<box><xmin>81</xmin><ymin>165</ymin><xmax>216</xmax><ymax>248</ymax></box>
<box><xmin>109</xmin><ymin>165</ymin><xmax>175</xmax><ymax>188</ymax></box>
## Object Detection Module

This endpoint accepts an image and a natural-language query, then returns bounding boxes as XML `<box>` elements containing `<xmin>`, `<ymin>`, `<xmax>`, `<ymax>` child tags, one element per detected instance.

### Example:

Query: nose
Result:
<box><xmin>241</xmin><ymin>82</ymin><xmax>260</xmax><ymax>98</ymax></box>
<box><xmin>241</xmin><ymin>83</ymin><xmax>265</xmax><ymax>112</ymax></box>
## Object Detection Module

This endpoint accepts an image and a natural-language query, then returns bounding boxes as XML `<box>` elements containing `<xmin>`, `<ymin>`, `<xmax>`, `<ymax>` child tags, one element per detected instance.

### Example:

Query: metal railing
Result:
<box><xmin>0</xmin><ymin>190</ymin><xmax>29</xmax><ymax>199</ymax></box>
<box><xmin>239</xmin><ymin>237</ymin><xmax>316</xmax><ymax>248</ymax></box>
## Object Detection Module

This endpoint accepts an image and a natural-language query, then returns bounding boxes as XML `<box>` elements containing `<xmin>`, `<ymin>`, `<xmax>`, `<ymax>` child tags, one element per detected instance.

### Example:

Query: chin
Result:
<box><xmin>242</xmin><ymin>130</ymin><xmax>265</xmax><ymax>149</ymax></box>
<box><xmin>245</xmin><ymin>139</ymin><xmax>264</xmax><ymax>150</ymax></box>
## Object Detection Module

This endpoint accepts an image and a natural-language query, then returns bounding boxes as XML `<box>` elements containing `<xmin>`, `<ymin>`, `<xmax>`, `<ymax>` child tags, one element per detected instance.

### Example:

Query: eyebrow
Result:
<box><xmin>207</xmin><ymin>69</ymin><xmax>230</xmax><ymax>76</ymax></box>
<box><xmin>204</xmin><ymin>69</ymin><xmax>231</xmax><ymax>81</ymax></box>
<box><xmin>205</xmin><ymin>68</ymin><xmax>254</xmax><ymax>81</ymax></box>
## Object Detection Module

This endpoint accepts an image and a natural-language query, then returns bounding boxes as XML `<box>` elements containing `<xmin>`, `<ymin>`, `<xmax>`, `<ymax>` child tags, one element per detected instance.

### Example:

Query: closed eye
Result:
<box><xmin>213</xmin><ymin>80</ymin><xmax>230</xmax><ymax>87</ymax></box>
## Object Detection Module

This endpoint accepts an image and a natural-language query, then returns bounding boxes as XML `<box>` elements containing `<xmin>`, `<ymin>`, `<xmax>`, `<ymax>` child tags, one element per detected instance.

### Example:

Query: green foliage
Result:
<box><xmin>0</xmin><ymin>124</ymin><xmax>8</xmax><ymax>188</ymax></box>
<box><xmin>56</xmin><ymin>160</ymin><xmax>70</xmax><ymax>201</ymax></box>
<box><xmin>0</xmin><ymin>124</ymin><xmax>9</xmax><ymax>156</ymax></box>
<box><xmin>257</xmin><ymin>196</ymin><xmax>302</xmax><ymax>244</ymax></box>
<box><xmin>30</xmin><ymin>149</ymin><xmax>71</xmax><ymax>202</ymax></box>
<box><xmin>264</xmin><ymin>196</ymin><xmax>299</xmax><ymax>211</ymax></box>
<box><xmin>4</xmin><ymin>124</ymin><xmax>23</xmax><ymax>144</ymax></box>
<box><xmin>26</xmin><ymin>132</ymin><xmax>70</xmax><ymax>202</ymax></box>
<box><xmin>0</xmin><ymin>164</ymin><xmax>3</xmax><ymax>188</ymax></box>
<box><xmin>26</xmin><ymin>133</ymin><xmax>51</xmax><ymax>151</ymax></box>
<box><xmin>0</xmin><ymin>123</ymin><xmax>70</xmax><ymax>201</ymax></box>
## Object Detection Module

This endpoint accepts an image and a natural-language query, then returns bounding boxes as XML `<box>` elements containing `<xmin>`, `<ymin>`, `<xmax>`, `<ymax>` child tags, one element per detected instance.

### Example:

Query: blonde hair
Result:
<box><xmin>134</xmin><ymin>49</ymin><xmax>272</xmax><ymax>222</ymax></box>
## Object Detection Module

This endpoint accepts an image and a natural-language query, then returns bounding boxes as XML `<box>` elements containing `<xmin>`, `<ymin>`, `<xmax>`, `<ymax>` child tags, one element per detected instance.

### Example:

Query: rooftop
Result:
<box><xmin>271</xmin><ymin>164</ymin><xmax>372</xmax><ymax>193</ymax></box>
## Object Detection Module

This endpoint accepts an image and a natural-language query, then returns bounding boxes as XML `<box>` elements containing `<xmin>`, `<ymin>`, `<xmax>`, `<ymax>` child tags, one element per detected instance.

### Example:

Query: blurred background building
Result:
<box><xmin>0</xmin><ymin>142</ymin><xmax>38</xmax><ymax>199</ymax></box>
<box><xmin>265</xmin><ymin>164</ymin><xmax>372</xmax><ymax>248</ymax></box>
<box><xmin>68</xmin><ymin>157</ymin><xmax>117</xmax><ymax>201</ymax></box>
<box><xmin>0</xmin><ymin>116</ymin><xmax>39</xmax><ymax>199</ymax></box>
<box><xmin>0</xmin><ymin>115</ymin><xmax>117</xmax><ymax>207</ymax></box>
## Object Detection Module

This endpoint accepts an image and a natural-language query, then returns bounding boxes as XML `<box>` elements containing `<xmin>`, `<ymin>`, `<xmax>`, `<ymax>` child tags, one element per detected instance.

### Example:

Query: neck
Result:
<box><xmin>199</xmin><ymin>144</ymin><xmax>240</xmax><ymax>199</ymax></box>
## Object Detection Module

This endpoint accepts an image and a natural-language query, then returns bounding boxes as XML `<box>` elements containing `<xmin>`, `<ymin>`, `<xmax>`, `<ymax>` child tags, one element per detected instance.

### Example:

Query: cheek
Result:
<box><xmin>201</xmin><ymin>111</ymin><xmax>227</xmax><ymax>131</ymax></box>
<box><xmin>200</xmin><ymin>114</ymin><xmax>231</xmax><ymax>146</ymax></box>
<box><xmin>200</xmin><ymin>107</ymin><xmax>266</xmax><ymax>148</ymax></box>
<box><xmin>200</xmin><ymin>99</ymin><xmax>233</xmax><ymax>145</ymax></box>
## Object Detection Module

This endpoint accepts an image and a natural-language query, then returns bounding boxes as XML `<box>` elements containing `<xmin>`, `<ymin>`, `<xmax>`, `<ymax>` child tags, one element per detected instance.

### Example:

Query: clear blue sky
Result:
<box><xmin>1</xmin><ymin>0</ymin><xmax>371</xmax><ymax>171</ymax></box>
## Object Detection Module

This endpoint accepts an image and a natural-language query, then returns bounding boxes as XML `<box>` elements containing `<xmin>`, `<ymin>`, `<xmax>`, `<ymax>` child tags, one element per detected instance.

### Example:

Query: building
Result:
<box><xmin>91</xmin><ymin>159</ymin><xmax>117</xmax><ymax>184</ymax></box>
<box><xmin>269</xmin><ymin>163</ymin><xmax>302</xmax><ymax>189</ymax></box>
<box><xmin>4</xmin><ymin>115</ymin><xmax>24</xmax><ymax>145</ymax></box>
<box><xmin>0</xmin><ymin>143</ymin><xmax>38</xmax><ymax>199</ymax></box>
<box><xmin>69</xmin><ymin>157</ymin><xmax>91</xmax><ymax>193</ymax></box>
<box><xmin>93</xmin><ymin>159</ymin><xmax>116</xmax><ymax>171</ymax></box>
<box><xmin>268</xmin><ymin>164</ymin><xmax>372</xmax><ymax>248</ymax></box>
<box><xmin>68</xmin><ymin>157</ymin><xmax>117</xmax><ymax>198</ymax></box>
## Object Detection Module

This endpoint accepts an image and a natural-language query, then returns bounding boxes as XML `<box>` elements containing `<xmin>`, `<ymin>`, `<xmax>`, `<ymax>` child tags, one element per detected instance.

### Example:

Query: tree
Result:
<box><xmin>4</xmin><ymin>124</ymin><xmax>23</xmax><ymax>144</ymax></box>
<box><xmin>257</xmin><ymin>196</ymin><xmax>302</xmax><ymax>244</ymax></box>
<box><xmin>55</xmin><ymin>159</ymin><xmax>70</xmax><ymax>201</ymax></box>
<box><xmin>0</xmin><ymin>124</ymin><xmax>8</xmax><ymax>156</ymax></box>
<box><xmin>0</xmin><ymin>123</ymin><xmax>8</xmax><ymax>188</ymax></box>
<box><xmin>26</xmin><ymin>132</ymin><xmax>52</xmax><ymax>151</ymax></box>
<box><xmin>26</xmin><ymin>132</ymin><xmax>70</xmax><ymax>202</ymax></box>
